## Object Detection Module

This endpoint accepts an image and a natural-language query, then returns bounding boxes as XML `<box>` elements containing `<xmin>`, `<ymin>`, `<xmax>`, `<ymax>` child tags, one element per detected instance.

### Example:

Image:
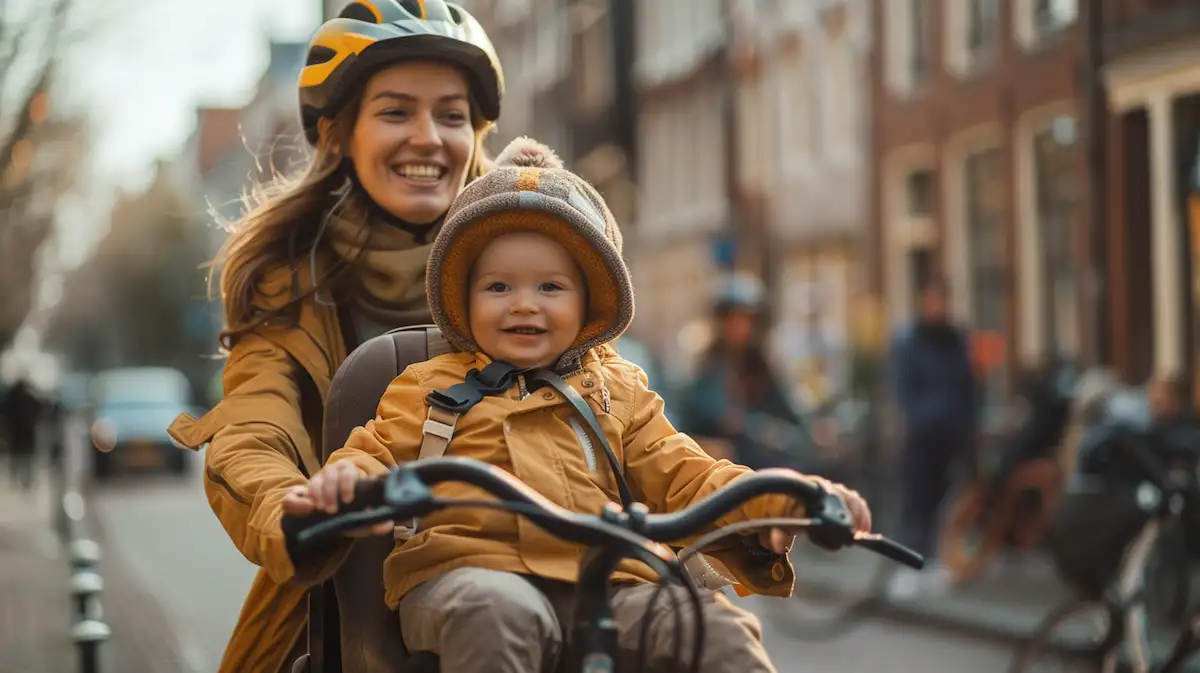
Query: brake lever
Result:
<box><xmin>804</xmin><ymin>485</ymin><xmax>856</xmax><ymax>551</ymax></box>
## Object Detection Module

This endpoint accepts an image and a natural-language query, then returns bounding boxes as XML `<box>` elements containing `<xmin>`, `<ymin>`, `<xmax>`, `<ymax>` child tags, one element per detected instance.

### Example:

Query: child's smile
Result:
<box><xmin>468</xmin><ymin>231</ymin><xmax>586</xmax><ymax>369</ymax></box>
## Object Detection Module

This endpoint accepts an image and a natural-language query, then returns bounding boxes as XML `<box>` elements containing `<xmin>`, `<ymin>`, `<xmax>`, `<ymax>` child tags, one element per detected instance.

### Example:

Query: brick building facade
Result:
<box><xmin>1100</xmin><ymin>1</ymin><xmax>1200</xmax><ymax>395</ymax></box>
<box><xmin>869</xmin><ymin>0</ymin><xmax>1091</xmax><ymax>419</ymax></box>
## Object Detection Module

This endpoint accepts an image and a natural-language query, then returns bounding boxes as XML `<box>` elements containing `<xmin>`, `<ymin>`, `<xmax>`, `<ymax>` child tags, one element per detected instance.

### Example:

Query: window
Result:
<box><xmin>966</xmin><ymin>0</ymin><xmax>999</xmax><ymax>58</ymax></box>
<box><xmin>575</xmin><ymin>12</ymin><xmax>613</xmax><ymax>114</ymax></box>
<box><xmin>909</xmin><ymin>0</ymin><xmax>934</xmax><ymax>86</ymax></box>
<box><xmin>1034</xmin><ymin>116</ymin><xmax>1081</xmax><ymax>358</ymax></box>
<box><xmin>778</xmin><ymin>43</ymin><xmax>813</xmax><ymax>167</ymax></box>
<box><xmin>964</xmin><ymin>148</ymin><xmax>1008</xmax><ymax>409</ymax></box>
<box><xmin>906</xmin><ymin>169</ymin><xmax>935</xmax><ymax>216</ymax></box>
<box><xmin>823</xmin><ymin>12</ymin><xmax>858</xmax><ymax>156</ymax></box>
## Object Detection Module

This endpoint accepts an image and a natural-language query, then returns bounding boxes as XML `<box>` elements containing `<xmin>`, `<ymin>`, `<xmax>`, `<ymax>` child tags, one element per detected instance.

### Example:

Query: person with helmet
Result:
<box><xmin>166</xmin><ymin>2</ymin><xmax>504</xmax><ymax>671</ymax></box>
<box><xmin>678</xmin><ymin>273</ymin><xmax>825</xmax><ymax>471</ymax></box>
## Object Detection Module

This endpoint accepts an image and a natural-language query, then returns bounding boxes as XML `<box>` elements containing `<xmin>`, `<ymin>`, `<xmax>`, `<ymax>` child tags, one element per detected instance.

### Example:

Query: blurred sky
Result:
<box><xmin>59</xmin><ymin>0</ymin><xmax>321</xmax><ymax>190</ymax></box>
<box><xmin>6</xmin><ymin>0</ymin><xmax>321</xmax><ymax>358</ymax></box>
<box><xmin>21</xmin><ymin>0</ymin><xmax>321</xmax><ymax>290</ymax></box>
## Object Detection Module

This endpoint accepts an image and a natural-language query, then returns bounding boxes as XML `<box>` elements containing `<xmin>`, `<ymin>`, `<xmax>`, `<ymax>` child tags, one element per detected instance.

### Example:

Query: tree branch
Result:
<box><xmin>0</xmin><ymin>0</ymin><xmax>75</xmax><ymax>177</ymax></box>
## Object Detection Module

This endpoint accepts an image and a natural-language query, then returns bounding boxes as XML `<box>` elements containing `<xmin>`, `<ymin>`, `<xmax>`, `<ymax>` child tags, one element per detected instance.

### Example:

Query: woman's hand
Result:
<box><xmin>282</xmin><ymin>462</ymin><xmax>392</xmax><ymax>537</ymax></box>
<box><xmin>757</xmin><ymin>477</ymin><xmax>872</xmax><ymax>555</ymax></box>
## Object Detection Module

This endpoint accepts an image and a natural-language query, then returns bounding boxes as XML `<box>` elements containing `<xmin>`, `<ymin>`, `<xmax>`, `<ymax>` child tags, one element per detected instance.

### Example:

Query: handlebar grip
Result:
<box><xmin>855</xmin><ymin>535</ymin><xmax>924</xmax><ymax>570</ymax></box>
<box><xmin>281</xmin><ymin>477</ymin><xmax>388</xmax><ymax>553</ymax></box>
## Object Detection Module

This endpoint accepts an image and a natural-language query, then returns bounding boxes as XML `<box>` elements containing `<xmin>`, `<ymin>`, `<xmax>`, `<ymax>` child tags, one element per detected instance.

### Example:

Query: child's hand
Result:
<box><xmin>756</xmin><ymin>477</ymin><xmax>872</xmax><ymax>555</ymax></box>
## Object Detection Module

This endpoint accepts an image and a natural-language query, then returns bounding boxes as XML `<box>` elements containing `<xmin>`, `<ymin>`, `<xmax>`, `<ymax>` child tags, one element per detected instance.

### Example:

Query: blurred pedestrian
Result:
<box><xmin>678</xmin><ymin>273</ymin><xmax>831</xmax><ymax>470</ymax></box>
<box><xmin>4</xmin><ymin>378</ymin><xmax>45</xmax><ymax>491</ymax></box>
<box><xmin>887</xmin><ymin>276</ymin><xmax>981</xmax><ymax>600</ymax></box>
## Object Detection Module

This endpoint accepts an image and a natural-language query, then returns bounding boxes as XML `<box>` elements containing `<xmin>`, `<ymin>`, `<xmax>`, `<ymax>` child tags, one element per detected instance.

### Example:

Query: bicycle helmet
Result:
<box><xmin>713</xmin><ymin>272</ymin><xmax>766</xmax><ymax>314</ymax></box>
<box><xmin>299</xmin><ymin>0</ymin><xmax>504</xmax><ymax>145</ymax></box>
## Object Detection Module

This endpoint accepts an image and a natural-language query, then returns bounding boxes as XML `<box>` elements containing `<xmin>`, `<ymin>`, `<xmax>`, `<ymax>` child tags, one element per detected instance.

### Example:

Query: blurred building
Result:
<box><xmin>1100</xmin><ymin>0</ymin><xmax>1200</xmax><ymax>396</ymax></box>
<box><xmin>627</xmin><ymin>0</ymin><xmax>730</xmax><ymax>376</ymax></box>
<box><xmin>728</xmin><ymin>0</ymin><xmax>874</xmax><ymax>398</ymax></box>
<box><xmin>870</xmin><ymin>0</ymin><xmax>1091</xmax><ymax>420</ymax></box>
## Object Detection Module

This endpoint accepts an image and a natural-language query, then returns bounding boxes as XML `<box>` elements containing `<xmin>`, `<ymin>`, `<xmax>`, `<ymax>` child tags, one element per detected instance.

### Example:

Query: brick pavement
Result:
<box><xmin>0</xmin><ymin>471</ymin><xmax>75</xmax><ymax>673</ymax></box>
<box><xmin>0</xmin><ymin>448</ymin><xmax>187</xmax><ymax>672</ymax></box>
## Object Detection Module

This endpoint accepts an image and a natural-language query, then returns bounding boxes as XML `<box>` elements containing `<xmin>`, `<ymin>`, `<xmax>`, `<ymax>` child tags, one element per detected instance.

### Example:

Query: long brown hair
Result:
<box><xmin>211</xmin><ymin>89</ymin><xmax>491</xmax><ymax>349</ymax></box>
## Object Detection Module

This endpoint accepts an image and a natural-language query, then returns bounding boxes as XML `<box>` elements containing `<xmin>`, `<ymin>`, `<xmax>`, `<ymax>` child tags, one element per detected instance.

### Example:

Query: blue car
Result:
<box><xmin>89</xmin><ymin>367</ymin><xmax>204</xmax><ymax>480</ymax></box>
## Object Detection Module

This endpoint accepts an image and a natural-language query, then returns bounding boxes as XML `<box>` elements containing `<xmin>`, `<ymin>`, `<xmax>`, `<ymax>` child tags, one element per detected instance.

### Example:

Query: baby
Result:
<box><xmin>294</xmin><ymin>137</ymin><xmax>870</xmax><ymax>673</ymax></box>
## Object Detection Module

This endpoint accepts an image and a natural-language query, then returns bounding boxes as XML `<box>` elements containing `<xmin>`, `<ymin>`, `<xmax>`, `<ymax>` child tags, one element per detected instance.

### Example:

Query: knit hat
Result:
<box><xmin>426</xmin><ymin>136</ymin><xmax>634</xmax><ymax>368</ymax></box>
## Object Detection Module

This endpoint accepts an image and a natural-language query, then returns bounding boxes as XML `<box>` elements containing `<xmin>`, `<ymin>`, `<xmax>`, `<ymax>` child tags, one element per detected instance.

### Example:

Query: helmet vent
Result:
<box><xmin>445</xmin><ymin>4</ymin><xmax>465</xmax><ymax>24</ymax></box>
<box><xmin>306</xmin><ymin>45</ymin><xmax>337</xmax><ymax>66</ymax></box>
<box><xmin>340</xmin><ymin>3</ymin><xmax>381</xmax><ymax>22</ymax></box>
<box><xmin>397</xmin><ymin>0</ymin><xmax>424</xmax><ymax>17</ymax></box>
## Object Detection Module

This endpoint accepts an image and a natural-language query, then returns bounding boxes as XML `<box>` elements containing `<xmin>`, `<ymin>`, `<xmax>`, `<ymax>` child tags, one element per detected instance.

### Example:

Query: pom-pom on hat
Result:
<box><xmin>426</xmin><ymin>136</ymin><xmax>633</xmax><ymax>368</ymax></box>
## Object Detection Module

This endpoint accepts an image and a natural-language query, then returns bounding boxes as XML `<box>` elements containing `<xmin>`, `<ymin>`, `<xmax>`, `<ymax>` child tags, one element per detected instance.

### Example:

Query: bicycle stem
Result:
<box><xmin>568</xmin><ymin>546</ymin><xmax>627</xmax><ymax>673</ymax></box>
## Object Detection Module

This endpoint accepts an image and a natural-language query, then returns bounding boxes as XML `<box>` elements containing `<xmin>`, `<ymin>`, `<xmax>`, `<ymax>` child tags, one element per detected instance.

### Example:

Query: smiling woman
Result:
<box><xmin>342</xmin><ymin>62</ymin><xmax>479</xmax><ymax>229</ymax></box>
<box><xmin>162</xmin><ymin>2</ymin><xmax>506</xmax><ymax>673</ymax></box>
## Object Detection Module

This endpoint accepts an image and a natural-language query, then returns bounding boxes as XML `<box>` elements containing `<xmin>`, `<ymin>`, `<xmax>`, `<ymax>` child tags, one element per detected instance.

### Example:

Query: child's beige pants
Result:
<box><xmin>397</xmin><ymin>567</ymin><xmax>778</xmax><ymax>673</ymax></box>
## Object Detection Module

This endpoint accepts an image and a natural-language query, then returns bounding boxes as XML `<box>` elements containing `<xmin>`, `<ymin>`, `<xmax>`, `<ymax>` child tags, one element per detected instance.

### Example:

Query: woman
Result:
<box><xmin>678</xmin><ymin>273</ymin><xmax>820</xmax><ymax>470</ymax></box>
<box><xmin>166</xmin><ymin>2</ymin><xmax>503</xmax><ymax>672</ymax></box>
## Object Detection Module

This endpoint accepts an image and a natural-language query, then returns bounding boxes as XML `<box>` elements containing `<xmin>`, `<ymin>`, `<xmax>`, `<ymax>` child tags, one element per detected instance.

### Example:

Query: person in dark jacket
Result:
<box><xmin>887</xmin><ymin>277</ymin><xmax>980</xmax><ymax>599</ymax></box>
<box><xmin>4</xmin><ymin>378</ymin><xmax>45</xmax><ymax>491</ymax></box>
<box><xmin>679</xmin><ymin>274</ymin><xmax>825</xmax><ymax>471</ymax></box>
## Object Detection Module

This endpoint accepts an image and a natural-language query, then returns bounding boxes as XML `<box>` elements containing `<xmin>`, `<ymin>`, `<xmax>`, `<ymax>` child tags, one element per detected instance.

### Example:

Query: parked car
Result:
<box><xmin>89</xmin><ymin>367</ymin><xmax>203</xmax><ymax>480</ymax></box>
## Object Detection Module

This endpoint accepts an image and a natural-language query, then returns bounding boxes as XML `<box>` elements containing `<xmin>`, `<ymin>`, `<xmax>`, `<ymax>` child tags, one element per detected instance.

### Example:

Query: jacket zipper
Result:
<box><xmin>569</xmin><ymin>417</ymin><xmax>599</xmax><ymax>472</ymax></box>
<box><xmin>517</xmin><ymin>374</ymin><xmax>528</xmax><ymax>400</ymax></box>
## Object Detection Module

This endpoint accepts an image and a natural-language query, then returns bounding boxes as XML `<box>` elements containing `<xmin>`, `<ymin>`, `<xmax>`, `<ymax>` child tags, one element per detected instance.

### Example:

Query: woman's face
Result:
<box><xmin>347</xmin><ymin>61</ymin><xmax>476</xmax><ymax>224</ymax></box>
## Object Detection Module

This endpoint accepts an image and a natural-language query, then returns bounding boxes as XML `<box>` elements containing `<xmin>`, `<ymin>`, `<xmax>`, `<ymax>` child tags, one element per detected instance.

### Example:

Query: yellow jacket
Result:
<box><xmin>329</xmin><ymin>347</ymin><xmax>799</xmax><ymax>609</ymax></box>
<box><xmin>168</xmin><ymin>263</ymin><xmax>356</xmax><ymax>673</ymax></box>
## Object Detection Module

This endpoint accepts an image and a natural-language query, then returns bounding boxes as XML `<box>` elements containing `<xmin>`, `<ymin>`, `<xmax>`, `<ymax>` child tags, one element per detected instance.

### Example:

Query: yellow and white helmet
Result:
<box><xmin>299</xmin><ymin>0</ymin><xmax>503</xmax><ymax>145</ymax></box>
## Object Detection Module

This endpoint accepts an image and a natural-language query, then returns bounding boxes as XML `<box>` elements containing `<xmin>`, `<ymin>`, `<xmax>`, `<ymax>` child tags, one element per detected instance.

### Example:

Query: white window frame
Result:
<box><xmin>884</xmin><ymin>0</ymin><xmax>934</xmax><ymax>98</ymax></box>
<box><xmin>945</xmin><ymin>0</ymin><xmax>999</xmax><ymax>77</ymax></box>
<box><xmin>881</xmin><ymin>145</ymin><xmax>938</xmax><ymax>328</ymax></box>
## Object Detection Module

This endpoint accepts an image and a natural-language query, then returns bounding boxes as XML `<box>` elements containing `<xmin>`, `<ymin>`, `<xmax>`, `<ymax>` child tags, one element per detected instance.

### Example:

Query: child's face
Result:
<box><xmin>468</xmin><ymin>232</ymin><xmax>585</xmax><ymax>369</ymax></box>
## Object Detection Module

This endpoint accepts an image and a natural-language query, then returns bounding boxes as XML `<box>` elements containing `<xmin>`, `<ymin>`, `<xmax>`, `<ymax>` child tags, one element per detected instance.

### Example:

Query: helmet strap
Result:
<box><xmin>340</xmin><ymin>159</ymin><xmax>444</xmax><ymax>245</ymax></box>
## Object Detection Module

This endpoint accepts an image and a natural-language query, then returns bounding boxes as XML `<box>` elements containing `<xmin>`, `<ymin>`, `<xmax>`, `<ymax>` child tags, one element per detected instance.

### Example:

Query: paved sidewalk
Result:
<box><xmin>0</xmin><ymin>469</ymin><xmax>75</xmax><ymax>673</ymax></box>
<box><xmin>781</xmin><ymin>542</ymin><xmax>1200</xmax><ymax>671</ymax></box>
<box><xmin>0</xmin><ymin>424</ymin><xmax>188</xmax><ymax>673</ymax></box>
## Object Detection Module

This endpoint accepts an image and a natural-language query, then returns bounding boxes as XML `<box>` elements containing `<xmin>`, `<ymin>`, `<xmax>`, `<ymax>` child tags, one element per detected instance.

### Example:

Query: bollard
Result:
<box><xmin>61</xmin><ymin>491</ymin><xmax>88</xmax><ymax>543</ymax></box>
<box><xmin>70</xmin><ymin>570</ymin><xmax>104</xmax><ymax>621</ymax></box>
<box><xmin>72</xmin><ymin>618</ymin><xmax>110</xmax><ymax>673</ymax></box>
<box><xmin>68</xmin><ymin>538</ymin><xmax>102</xmax><ymax>572</ymax></box>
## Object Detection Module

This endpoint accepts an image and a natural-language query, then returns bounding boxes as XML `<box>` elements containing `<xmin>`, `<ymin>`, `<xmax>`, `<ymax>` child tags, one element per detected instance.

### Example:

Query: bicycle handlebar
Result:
<box><xmin>284</xmin><ymin>457</ymin><xmax>923</xmax><ymax>570</ymax></box>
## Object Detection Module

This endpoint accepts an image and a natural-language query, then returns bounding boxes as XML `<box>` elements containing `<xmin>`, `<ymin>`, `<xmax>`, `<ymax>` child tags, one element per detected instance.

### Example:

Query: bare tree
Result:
<box><xmin>0</xmin><ymin>0</ymin><xmax>83</xmax><ymax>349</ymax></box>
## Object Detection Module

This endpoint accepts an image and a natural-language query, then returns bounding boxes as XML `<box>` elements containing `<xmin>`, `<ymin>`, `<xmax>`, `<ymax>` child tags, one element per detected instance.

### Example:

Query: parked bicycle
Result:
<box><xmin>1009</xmin><ymin>417</ymin><xmax>1200</xmax><ymax>672</ymax></box>
<box><xmin>939</xmin><ymin>362</ymin><xmax>1076</xmax><ymax>584</ymax></box>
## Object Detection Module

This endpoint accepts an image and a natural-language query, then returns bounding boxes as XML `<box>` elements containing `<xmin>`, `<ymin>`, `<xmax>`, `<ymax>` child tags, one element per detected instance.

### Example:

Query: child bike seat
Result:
<box><xmin>296</xmin><ymin>325</ymin><xmax>453</xmax><ymax>673</ymax></box>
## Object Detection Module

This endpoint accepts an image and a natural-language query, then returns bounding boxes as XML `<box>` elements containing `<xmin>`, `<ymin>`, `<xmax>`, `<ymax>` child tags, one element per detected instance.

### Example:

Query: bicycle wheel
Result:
<box><xmin>939</xmin><ymin>480</ymin><xmax>1008</xmax><ymax>583</ymax></box>
<box><xmin>781</xmin><ymin>445</ymin><xmax>894</xmax><ymax>640</ymax></box>
<box><xmin>1120</xmin><ymin>517</ymin><xmax>1172</xmax><ymax>672</ymax></box>
<box><xmin>778</xmin><ymin>542</ymin><xmax>887</xmax><ymax>640</ymax></box>
<box><xmin>1009</xmin><ymin>599</ymin><xmax>1121</xmax><ymax>673</ymax></box>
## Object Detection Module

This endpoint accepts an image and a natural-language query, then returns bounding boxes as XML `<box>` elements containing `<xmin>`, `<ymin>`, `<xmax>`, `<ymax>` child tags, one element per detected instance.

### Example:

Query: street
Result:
<box><xmin>89</xmin><ymin>450</ymin><xmax>255</xmax><ymax>673</ymax></box>
<box><xmin>82</xmin><ymin>449</ymin><xmax>1018</xmax><ymax>673</ymax></box>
